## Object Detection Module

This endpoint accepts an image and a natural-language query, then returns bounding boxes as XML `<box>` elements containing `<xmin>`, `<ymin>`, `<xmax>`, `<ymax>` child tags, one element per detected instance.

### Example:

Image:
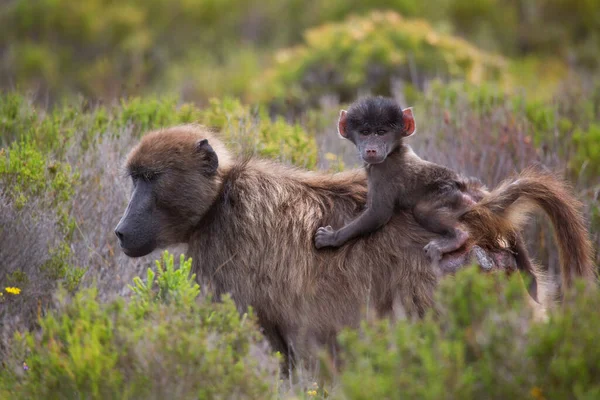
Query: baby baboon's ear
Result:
<box><xmin>337</xmin><ymin>110</ymin><xmax>349</xmax><ymax>139</ymax></box>
<box><xmin>196</xmin><ymin>139</ymin><xmax>219</xmax><ymax>176</ymax></box>
<box><xmin>401</xmin><ymin>107</ymin><xmax>417</xmax><ymax>137</ymax></box>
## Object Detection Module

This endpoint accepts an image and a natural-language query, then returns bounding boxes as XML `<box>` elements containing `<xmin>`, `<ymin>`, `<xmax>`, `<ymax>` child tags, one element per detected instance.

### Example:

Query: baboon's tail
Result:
<box><xmin>461</xmin><ymin>166</ymin><xmax>596</xmax><ymax>293</ymax></box>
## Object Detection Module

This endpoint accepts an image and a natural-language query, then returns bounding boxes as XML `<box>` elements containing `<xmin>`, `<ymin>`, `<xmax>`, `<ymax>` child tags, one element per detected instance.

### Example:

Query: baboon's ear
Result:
<box><xmin>337</xmin><ymin>110</ymin><xmax>349</xmax><ymax>138</ymax></box>
<box><xmin>401</xmin><ymin>107</ymin><xmax>417</xmax><ymax>137</ymax></box>
<box><xmin>196</xmin><ymin>139</ymin><xmax>219</xmax><ymax>176</ymax></box>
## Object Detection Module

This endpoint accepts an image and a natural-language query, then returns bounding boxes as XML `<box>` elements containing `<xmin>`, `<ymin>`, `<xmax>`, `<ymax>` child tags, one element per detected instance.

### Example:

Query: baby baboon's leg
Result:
<box><xmin>413</xmin><ymin>198</ymin><xmax>469</xmax><ymax>262</ymax></box>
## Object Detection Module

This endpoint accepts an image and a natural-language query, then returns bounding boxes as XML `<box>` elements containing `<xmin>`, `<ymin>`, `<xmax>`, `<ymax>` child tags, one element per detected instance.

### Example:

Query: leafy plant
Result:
<box><xmin>253</xmin><ymin>11</ymin><xmax>506</xmax><ymax>110</ymax></box>
<box><xmin>200</xmin><ymin>97</ymin><xmax>318</xmax><ymax>168</ymax></box>
<box><xmin>129</xmin><ymin>251</ymin><xmax>200</xmax><ymax>308</ymax></box>
<box><xmin>335</xmin><ymin>268</ymin><xmax>600</xmax><ymax>400</ymax></box>
<box><xmin>0</xmin><ymin>257</ymin><xmax>280</xmax><ymax>399</ymax></box>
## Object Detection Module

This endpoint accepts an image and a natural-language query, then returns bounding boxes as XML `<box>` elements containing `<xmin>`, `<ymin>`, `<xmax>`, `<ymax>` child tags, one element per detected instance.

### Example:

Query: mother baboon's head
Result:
<box><xmin>115</xmin><ymin>125</ymin><xmax>232</xmax><ymax>257</ymax></box>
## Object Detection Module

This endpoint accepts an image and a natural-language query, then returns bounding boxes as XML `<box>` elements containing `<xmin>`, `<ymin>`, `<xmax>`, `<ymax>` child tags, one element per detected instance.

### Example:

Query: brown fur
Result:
<box><xmin>120</xmin><ymin>125</ymin><xmax>593</xmax><ymax>365</ymax></box>
<box><xmin>461</xmin><ymin>166</ymin><xmax>598</xmax><ymax>293</ymax></box>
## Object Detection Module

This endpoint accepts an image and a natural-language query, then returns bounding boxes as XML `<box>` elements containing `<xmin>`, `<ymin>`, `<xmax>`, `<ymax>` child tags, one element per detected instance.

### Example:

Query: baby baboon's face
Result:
<box><xmin>338</xmin><ymin>96</ymin><xmax>415</xmax><ymax>164</ymax></box>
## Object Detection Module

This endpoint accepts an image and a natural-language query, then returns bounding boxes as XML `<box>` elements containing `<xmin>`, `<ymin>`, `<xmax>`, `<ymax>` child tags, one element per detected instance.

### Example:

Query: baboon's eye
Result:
<box><xmin>376</xmin><ymin>129</ymin><xmax>386</xmax><ymax>135</ymax></box>
<box><xmin>360</xmin><ymin>129</ymin><xmax>370</xmax><ymax>135</ymax></box>
<box><xmin>130</xmin><ymin>171</ymin><xmax>159</xmax><ymax>185</ymax></box>
<box><xmin>143</xmin><ymin>172</ymin><xmax>159</xmax><ymax>183</ymax></box>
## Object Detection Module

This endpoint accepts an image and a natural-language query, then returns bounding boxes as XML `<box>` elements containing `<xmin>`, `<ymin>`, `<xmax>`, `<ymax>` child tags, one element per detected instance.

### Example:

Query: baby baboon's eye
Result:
<box><xmin>360</xmin><ymin>129</ymin><xmax>370</xmax><ymax>135</ymax></box>
<box><xmin>376</xmin><ymin>129</ymin><xmax>386</xmax><ymax>135</ymax></box>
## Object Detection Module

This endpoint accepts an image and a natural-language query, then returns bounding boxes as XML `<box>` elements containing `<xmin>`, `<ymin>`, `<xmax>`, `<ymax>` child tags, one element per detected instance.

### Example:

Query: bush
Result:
<box><xmin>0</xmin><ymin>251</ymin><xmax>281</xmax><ymax>399</ymax></box>
<box><xmin>3</xmin><ymin>0</ymin><xmax>599</xmax><ymax>104</ymax></box>
<box><xmin>0</xmin><ymin>0</ymin><xmax>253</xmax><ymax>99</ymax></box>
<box><xmin>200</xmin><ymin>97</ymin><xmax>317</xmax><ymax>168</ymax></box>
<box><xmin>420</xmin><ymin>78</ymin><xmax>600</xmax><ymax>184</ymax></box>
<box><xmin>0</xmin><ymin>102</ymin><xmax>84</xmax><ymax>312</ymax></box>
<box><xmin>335</xmin><ymin>267</ymin><xmax>600</xmax><ymax>400</ymax></box>
<box><xmin>0</xmin><ymin>91</ymin><xmax>317</xmax><ymax>168</ymax></box>
<box><xmin>252</xmin><ymin>11</ymin><xmax>506</xmax><ymax>111</ymax></box>
<box><xmin>128</xmin><ymin>252</ymin><xmax>200</xmax><ymax>310</ymax></box>
<box><xmin>442</xmin><ymin>0</ymin><xmax>600</xmax><ymax>69</ymax></box>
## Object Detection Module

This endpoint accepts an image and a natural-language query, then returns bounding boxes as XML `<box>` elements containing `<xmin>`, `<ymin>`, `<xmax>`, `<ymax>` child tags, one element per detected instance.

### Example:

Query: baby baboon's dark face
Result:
<box><xmin>338</xmin><ymin>96</ymin><xmax>415</xmax><ymax>164</ymax></box>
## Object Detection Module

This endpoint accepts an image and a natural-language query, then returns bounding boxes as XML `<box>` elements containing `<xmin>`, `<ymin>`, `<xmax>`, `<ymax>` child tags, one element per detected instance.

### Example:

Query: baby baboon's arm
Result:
<box><xmin>315</xmin><ymin>194</ymin><xmax>395</xmax><ymax>249</ymax></box>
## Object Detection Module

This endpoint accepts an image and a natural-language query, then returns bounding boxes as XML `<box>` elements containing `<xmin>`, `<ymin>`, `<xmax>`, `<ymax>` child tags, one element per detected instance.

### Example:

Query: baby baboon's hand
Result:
<box><xmin>315</xmin><ymin>226</ymin><xmax>337</xmax><ymax>249</ymax></box>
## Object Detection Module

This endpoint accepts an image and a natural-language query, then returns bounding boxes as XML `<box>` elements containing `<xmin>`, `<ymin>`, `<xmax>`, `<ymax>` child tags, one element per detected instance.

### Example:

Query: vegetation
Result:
<box><xmin>0</xmin><ymin>251</ymin><xmax>280</xmax><ymax>399</ymax></box>
<box><xmin>336</xmin><ymin>268</ymin><xmax>600</xmax><ymax>400</ymax></box>
<box><xmin>254</xmin><ymin>11</ymin><xmax>506</xmax><ymax>111</ymax></box>
<box><xmin>1</xmin><ymin>0</ymin><xmax>599</xmax><ymax>398</ymax></box>
<box><xmin>3</xmin><ymin>0</ymin><xmax>599</xmax><ymax>102</ymax></box>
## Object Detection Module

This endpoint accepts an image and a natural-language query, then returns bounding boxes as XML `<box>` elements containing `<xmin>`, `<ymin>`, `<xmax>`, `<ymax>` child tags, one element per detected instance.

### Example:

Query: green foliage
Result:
<box><xmin>1</xmin><ymin>91</ymin><xmax>317</xmax><ymax>169</ymax></box>
<box><xmin>117</xmin><ymin>96</ymin><xmax>202</xmax><ymax>133</ymax></box>
<box><xmin>0</xmin><ymin>252</ymin><xmax>280</xmax><ymax>399</ymax></box>
<box><xmin>253</xmin><ymin>11</ymin><xmax>506</xmax><ymax>109</ymax></box>
<box><xmin>442</xmin><ymin>0</ymin><xmax>600</xmax><ymax>69</ymax></box>
<box><xmin>527</xmin><ymin>284</ymin><xmax>600</xmax><ymax>400</ymax></box>
<box><xmin>336</xmin><ymin>268</ymin><xmax>600</xmax><ymax>400</ymax></box>
<box><xmin>41</xmin><ymin>243</ymin><xmax>86</xmax><ymax>293</ymax></box>
<box><xmin>572</xmin><ymin>123</ymin><xmax>600</xmax><ymax>181</ymax></box>
<box><xmin>129</xmin><ymin>251</ymin><xmax>200</xmax><ymax>309</ymax></box>
<box><xmin>0</xmin><ymin>139</ymin><xmax>78</xmax><ymax>209</ymax></box>
<box><xmin>1</xmin><ymin>0</ymin><xmax>246</xmax><ymax>98</ymax></box>
<box><xmin>421</xmin><ymin>78</ymin><xmax>600</xmax><ymax>185</ymax></box>
<box><xmin>162</xmin><ymin>47</ymin><xmax>268</xmax><ymax>103</ymax></box>
<box><xmin>2</xmin><ymin>0</ymin><xmax>599</xmax><ymax>104</ymax></box>
<box><xmin>200</xmin><ymin>97</ymin><xmax>317</xmax><ymax>168</ymax></box>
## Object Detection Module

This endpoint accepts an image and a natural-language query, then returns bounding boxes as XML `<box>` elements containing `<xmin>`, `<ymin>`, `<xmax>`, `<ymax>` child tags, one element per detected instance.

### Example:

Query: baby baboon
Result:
<box><xmin>115</xmin><ymin>125</ymin><xmax>595</xmax><ymax>366</ymax></box>
<box><xmin>313</xmin><ymin>96</ymin><xmax>587</xmax><ymax>302</ymax></box>
<box><xmin>315</xmin><ymin>96</ymin><xmax>471</xmax><ymax>262</ymax></box>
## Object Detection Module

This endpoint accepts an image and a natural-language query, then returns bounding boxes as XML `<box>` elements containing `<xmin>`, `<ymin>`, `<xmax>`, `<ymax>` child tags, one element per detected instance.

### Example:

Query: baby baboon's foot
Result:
<box><xmin>470</xmin><ymin>245</ymin><xmax>494</xmax><ymax>270</ymax></box>
<box><xmin>314</xmin><ymin>226</ymin><xmax>338</xmax><ymax>249</ymax></box>
<box><xmin>424</xmin><ymin>241</ymin><xmax>443</xmax><ymax>262</ymax></box>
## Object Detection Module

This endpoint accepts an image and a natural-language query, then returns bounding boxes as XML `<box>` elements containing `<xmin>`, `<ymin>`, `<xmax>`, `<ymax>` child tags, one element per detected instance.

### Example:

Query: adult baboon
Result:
<box><xmin>115</xmin><ymin>125</ymin><xmax>595</xmax><ymax>364</ymax></box>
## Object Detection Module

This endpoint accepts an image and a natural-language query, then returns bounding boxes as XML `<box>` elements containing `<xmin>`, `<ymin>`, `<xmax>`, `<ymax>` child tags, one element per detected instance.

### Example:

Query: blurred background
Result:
<box><xmin>1</xmin><ymin>0</ymin><xmax>599</xmax><ymax>103</ymax></box>
<box><xmin>1</xmin><ymin>1</ymin><xmax>600</xmax><ymax>398</ymax></box>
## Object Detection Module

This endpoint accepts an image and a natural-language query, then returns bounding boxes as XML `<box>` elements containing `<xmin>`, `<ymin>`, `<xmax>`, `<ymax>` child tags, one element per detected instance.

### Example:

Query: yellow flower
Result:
<box><xmin>5</xmin><ymin>287</ymin><xmax>21</xmax><ymax>295</ymax></box>
<box><xmin>530</xmin><ymin>387</ymin><xmax>545</xmax><ymax>400</ymax></box>
<box><xmin>307</xmin><ymin>389</ymin><xmax>317</xmax><ymax>396</ymax></box>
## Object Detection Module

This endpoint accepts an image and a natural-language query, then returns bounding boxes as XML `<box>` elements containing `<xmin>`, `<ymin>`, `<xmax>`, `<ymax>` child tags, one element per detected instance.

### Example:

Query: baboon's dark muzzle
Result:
<box><xmin>114</xmin><ymin>181</ymin><xmax>157</xmax><ymax>258</ymax></box>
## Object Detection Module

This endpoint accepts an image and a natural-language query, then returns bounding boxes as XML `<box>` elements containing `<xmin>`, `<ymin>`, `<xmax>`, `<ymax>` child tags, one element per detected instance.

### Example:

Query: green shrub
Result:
<box><xmin>129</xmin><ymin>251</ymin><xmax>200</xmax><ymax>310</ymax></box>
<box><xmin>2</xmin><ymin>0</ymin><xmax>599</xmax><ymax>104</ymax></box>
<box><xmin>446</xmin><ymin>0</ymin><xmax>600</xmax><ymax>69</ymax></box>
<box><xmin>253</xmin><ymin>11</ymin><xmax>506</xmax><ymax>110</ymax></box>
<box><xmin>572</xmin><ymin>123</ymin><xmax>600</xmax><ymax>181</ymax></box>
<box><xmin>421</xmin><ymin>78</ymin><xmax>600</xmax><ymax>183</ymax></box>
<box><xmin>1</xmin><ymin>91</ymin><xmax>317</xmax><ymax>169</ymax></box>
<box><xmin>1</xmin><ymin>0</ymin><xmax>247</xmax><ymax>99</ymax></box>
<box><xmin>0</xmin><ymin>251</ymin><xmax>280</xmax><ymax>399</ymax></box>
<box><xmin>335</xmin><ymin>267</ymin><xmax>600</xmax><ymax>400</ymax></box>
<box><xmin>200</xmin><ymin>97</ymin><xmax>317</xmax><ymax>168</ymax></box>
<box><xmin>0</xmin><ymin>139</ymin><xmax>78</xmax><ymax>208</ymax></box>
